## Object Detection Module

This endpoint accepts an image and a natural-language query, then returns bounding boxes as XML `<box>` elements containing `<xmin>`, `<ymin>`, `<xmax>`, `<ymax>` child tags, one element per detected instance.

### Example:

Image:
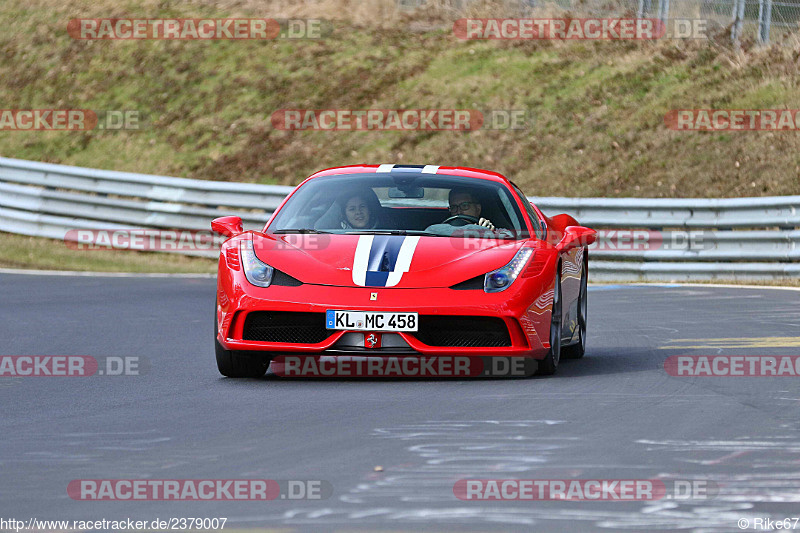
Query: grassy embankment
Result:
<box><xmin>0</xmin><ymin>0</ymin><xmax>797</xmax><ymax>271</ymax></box>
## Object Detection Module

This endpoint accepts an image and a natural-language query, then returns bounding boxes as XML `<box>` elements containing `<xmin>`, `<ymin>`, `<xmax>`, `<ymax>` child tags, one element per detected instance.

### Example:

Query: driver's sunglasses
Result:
<box><xmin>448</xmin><ymin>201</ymin><xmax>475</xmax><ymax>213</ymax></box>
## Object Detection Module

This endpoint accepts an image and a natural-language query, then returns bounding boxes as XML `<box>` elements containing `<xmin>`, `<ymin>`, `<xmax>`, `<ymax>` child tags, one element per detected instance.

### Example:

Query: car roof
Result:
<box><xmin>304</xmin><ymin>164</ymin><xmax>513</xmax><ymax>187</ymax></box>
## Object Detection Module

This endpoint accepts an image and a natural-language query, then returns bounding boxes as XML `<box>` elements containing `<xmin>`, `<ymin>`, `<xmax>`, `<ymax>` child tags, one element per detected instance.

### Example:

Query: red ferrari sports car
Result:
<box><xmin>212</xmin><ymin>164</ymin><xmax>596</xmax><ymax>378</ymax></box>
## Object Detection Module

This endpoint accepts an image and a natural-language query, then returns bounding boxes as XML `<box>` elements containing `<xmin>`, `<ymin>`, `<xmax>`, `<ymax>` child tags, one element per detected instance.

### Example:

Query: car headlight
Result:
<box><xmin>241</xmin><ymin>240</ymin><xmax>274</xmax><ymax>288</ymax></box>
<box><xmin>484</xmin><ymin>247</ymin><xmax>534</xmax><ymax>293</ymax></box>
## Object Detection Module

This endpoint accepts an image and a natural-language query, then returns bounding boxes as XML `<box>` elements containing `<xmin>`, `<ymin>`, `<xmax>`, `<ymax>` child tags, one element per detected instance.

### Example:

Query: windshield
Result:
<box><xmin>267</xmin><ymin>173</ymin><xmax>531</xmax><ymax>239</ymax></box>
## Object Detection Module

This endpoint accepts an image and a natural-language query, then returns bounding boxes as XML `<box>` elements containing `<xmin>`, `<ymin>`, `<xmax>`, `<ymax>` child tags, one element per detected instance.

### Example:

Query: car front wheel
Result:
<box><xmin>215</xmin><ymin>314</ymin><xmax>269</xmax><ymax>378</ymax></box>
<box><xmin>215</xmin><ymin>338</ymin><xmax>270</xmax><ymax>378</ymax></box>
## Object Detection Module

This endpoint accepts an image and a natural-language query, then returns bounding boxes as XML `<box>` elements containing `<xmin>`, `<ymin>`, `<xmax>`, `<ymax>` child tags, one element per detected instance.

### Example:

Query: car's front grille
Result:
<box><xmin>413</xmin><ymin>316</ymin><xmax>512</xmax><ymax>347</ymax></box>
<box><xmin>242</xmin><ymin>312</ymin><xmax>331</xmax><ymax>344</ymax></box>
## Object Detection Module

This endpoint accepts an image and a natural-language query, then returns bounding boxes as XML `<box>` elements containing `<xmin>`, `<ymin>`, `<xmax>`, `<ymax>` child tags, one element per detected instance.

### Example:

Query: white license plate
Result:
<box><xmin>326</xmin><ymin>310</ymin><xmax>418</xmax><ymax>332</ymax></box>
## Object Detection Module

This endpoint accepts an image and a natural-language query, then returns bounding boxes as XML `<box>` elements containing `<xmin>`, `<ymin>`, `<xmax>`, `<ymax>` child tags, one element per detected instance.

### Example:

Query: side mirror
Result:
<box><xmin>211</xmin><ymin>216</ymin><xmax>243</xmax><ymax>238</ymax></box>
<box><xmin>556</xmin><ymin>225</ymin><xmax>596</xmax><ymax>252</ymax></box>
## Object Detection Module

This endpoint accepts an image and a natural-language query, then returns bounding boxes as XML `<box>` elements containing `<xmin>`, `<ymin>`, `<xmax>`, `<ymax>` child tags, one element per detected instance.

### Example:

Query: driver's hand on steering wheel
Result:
<box><xmin>478</xmin><ymin>217</ymin><xmax>495</xmax><ymax>231</ymax></box>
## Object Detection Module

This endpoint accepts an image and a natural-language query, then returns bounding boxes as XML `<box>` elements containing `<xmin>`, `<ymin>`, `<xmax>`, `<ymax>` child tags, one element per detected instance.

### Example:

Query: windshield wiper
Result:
<box><xmin>344</xmin><ymin>230</ymin><xmax>442</xmax><ymax>237</ymax></box>
<box><xmin>273</xmin><ymin>228</ymin><xmax>332</xmax><ymax>234</ymax></box>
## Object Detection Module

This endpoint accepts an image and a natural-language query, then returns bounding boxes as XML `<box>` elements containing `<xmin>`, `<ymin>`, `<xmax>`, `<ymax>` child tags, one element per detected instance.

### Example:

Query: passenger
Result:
<box><xmin>340</xmin><ymin>189</ymin><xmax>382</xmax><ymax>229</ymax></box>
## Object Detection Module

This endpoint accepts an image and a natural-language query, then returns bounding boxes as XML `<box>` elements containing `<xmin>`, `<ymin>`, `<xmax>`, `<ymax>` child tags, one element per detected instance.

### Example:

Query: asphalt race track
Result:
<box><xmin>2</xmin><ymin>272</ymin><xmax>799</xmax><ymax>532</ymax></box>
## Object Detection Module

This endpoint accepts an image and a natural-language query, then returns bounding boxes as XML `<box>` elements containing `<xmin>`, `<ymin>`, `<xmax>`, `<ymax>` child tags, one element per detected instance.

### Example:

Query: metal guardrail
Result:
<box><xmin>0</xmin><ymin>157</ymin><xmax>293</xmax><ymax>259</ymax></box>
<box><xmin>533</xmin><ymin>197</ymin><xmax>800</xmax><ymax>229</ymax></box>
<box><xmin>0</xmin><ymin>157</ymin><xmax>798</xmax><ymax>280</ymax></box>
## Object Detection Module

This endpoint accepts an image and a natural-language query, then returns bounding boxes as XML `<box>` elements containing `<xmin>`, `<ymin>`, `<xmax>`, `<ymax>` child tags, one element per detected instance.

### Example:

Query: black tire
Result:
<box><xmin>562</xmin><ymin>257</ymin><xmax>587</xmax><ymax>360</ymax></box>
<box><xmin>215</xmin><ymin>338</ymin><xmax>270</xmax><ymax>378</ymax></box>
<box><xmin>537</xmin><ymin>267</ymin><xmax>562</xmax><ymax>376</ymax></box>
<box><xmin>214</xmin><ymin>313</ymin><xmax>269</xmax><ymax>378</ymax></box>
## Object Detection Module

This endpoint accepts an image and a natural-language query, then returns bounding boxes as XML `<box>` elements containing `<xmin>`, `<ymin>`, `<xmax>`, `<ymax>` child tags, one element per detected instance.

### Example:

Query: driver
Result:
<box><xmin>445</xmin><ymin>188</ymin><xmax>496</xmax><ymax>230</ymax></box>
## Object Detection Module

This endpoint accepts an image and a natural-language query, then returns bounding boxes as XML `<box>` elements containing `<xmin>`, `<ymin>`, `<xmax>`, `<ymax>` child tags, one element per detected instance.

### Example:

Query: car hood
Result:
<box><xmin>251</xmin><ymin>233</ymin><xmax>527</xmax><ymax>288</ymax></box>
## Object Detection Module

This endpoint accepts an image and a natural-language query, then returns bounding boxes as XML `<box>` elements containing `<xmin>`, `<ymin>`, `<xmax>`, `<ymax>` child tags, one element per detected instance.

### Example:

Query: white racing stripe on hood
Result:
<box><xmin>351</xmin><ymin>235</ymin><xmax>421</xmax><ymax>287</ymax></box>
<box><xmin>385</xmin><ymin>236</ymin><xmax>420</xmax><ymax>287</ymax></box>
<box><xmin>351</xmin><ymin>234</ymin><xmax>374</xmax><ymax>286</ymax></box>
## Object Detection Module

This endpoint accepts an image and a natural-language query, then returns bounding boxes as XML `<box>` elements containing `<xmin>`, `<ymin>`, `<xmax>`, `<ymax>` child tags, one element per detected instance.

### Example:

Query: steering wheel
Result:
<box><xmin>443</xmin><ymin>214</ymin><xmax>479</xmax><ymax>227</ymax></box>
